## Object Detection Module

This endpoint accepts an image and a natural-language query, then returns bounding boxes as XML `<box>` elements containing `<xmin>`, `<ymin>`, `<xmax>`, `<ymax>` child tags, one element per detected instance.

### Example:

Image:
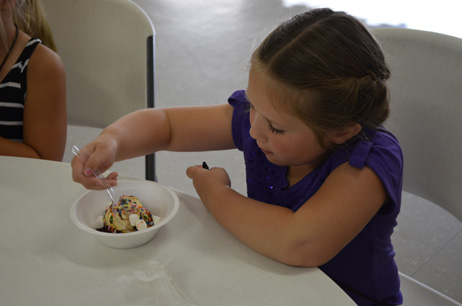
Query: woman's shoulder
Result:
<box><xmin>28</xmin><ymin>40</ymin><xmax>65</xmax><ymax>78</ymax></box>
<box><xmin>29</xmin><ymin>40</ymin><xmax>63</xmax><ymax>66</ymax></box>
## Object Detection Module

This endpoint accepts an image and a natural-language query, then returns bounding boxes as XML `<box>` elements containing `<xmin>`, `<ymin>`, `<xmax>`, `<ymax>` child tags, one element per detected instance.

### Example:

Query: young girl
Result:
<box><xmin>0</xmin><ymin>0</ymin><xmax>66</xmax><ymax>161</ymax></box>
<box><xmin>71</xmin><ymin>8</ymin><xmax>403</xmax><ymax>306</ymax></box>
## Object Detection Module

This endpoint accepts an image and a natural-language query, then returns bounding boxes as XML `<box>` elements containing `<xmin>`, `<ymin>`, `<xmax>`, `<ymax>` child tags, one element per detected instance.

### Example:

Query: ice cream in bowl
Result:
<box><xmin>70</xmin><ymin>180</ymin><xmax>179</xmax><ymax>248</ymax></box>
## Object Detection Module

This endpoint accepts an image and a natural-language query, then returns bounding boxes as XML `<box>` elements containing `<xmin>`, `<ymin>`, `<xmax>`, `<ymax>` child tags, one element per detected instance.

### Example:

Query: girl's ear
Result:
<box><xmin>330</xmin><ymin>123</ymin><xmax>362</xmax><ymax>145</ymax></box>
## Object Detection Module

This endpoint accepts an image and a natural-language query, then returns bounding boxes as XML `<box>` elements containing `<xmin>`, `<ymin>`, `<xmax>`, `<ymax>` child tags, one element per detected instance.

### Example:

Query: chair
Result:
<box><xmin>371</xmin><ymin>27</ymin><xmax>462</xmax><ymax>306</ymax></box>
<box><xmin>41</xmin><ymin>0</ymin><xmax>156</xmax><ymax>181</ymax></box>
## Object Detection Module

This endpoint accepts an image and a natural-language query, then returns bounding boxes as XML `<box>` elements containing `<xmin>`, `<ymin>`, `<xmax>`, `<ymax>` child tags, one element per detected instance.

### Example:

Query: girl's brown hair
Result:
<box><xmin>251</xmin><ymin>8</ymin><xmax>390</xmax><ymax>144</ymax></box>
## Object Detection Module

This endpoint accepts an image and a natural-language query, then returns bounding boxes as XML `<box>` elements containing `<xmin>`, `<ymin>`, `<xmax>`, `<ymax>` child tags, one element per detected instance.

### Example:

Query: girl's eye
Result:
<box><xmin>247</xmin><ymin>101</ymin><xmax>283</xmax><ymax>134</ymax></box>
<box><xmin>269</xmin><ymin>124</ymin><xmax>284</xmax><ymax>134</ymax></box>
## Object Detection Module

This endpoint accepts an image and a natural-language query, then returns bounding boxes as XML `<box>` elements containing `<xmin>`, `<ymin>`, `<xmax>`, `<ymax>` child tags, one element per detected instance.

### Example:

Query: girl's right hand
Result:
<box><xmin>71</xmin><ymin>137</ymin><xmax>119</xmax><ymax>190</ymax></box>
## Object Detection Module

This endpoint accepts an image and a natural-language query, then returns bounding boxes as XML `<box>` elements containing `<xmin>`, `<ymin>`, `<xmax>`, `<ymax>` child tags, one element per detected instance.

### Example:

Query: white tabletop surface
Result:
<box><xmin>0</xmin><ymin>156</ymin><xmax>355</xmax><ymax>306</ymax></box>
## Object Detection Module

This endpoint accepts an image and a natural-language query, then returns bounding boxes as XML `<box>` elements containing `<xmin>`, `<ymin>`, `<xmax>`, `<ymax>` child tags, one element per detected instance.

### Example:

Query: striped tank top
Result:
<box><xmin>0</xmin><ymin>38</ymin><xmax>41</xmax><ymax>142</ymax></box>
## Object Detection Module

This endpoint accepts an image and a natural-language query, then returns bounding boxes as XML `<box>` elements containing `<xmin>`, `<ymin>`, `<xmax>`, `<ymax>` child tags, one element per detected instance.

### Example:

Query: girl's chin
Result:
<box><xmin>259</xmin><ymin>148</ymin><xmax>285</xmax><ymax>166</ymax></box>
<box><xmin>264</xmin><ymin>154</ymin><xmax>285</xmax><ymax>166</ymax></box>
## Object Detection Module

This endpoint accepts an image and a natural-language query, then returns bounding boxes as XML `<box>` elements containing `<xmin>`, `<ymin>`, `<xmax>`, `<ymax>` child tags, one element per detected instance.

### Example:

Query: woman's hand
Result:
<box><xmin>71</xmin><ymin>136</ymin><xmax>119</xmax><ymax>190</ymax></box>
<box><xmin>186</xmin><ymin>164</ymin><xmax>231</xmax><ymax>205</ymax></box>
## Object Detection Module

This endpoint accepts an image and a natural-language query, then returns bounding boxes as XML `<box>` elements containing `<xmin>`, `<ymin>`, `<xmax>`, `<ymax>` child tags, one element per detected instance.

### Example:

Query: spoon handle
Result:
<box><xmin>71</xmin><ymin>145</ymin><xmax>116</xmax><ymax>204</ymax></box>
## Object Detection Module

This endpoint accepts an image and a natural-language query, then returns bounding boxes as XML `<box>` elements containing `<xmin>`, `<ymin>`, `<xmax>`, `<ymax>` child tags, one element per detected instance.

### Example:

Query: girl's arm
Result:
<box><xmin>0</xmin><ymin>44</ymin><xmax>66</xmax><ymax>161</ymax></box>
<box><xmin>109</xmin><ymin>103</ymin><xmax>236</xmax><ymax>159</ymax></box>
<box><xmin>187</xmin><ymin>162</ymin><xmax>386</xmax><ymax>267</ymax></box>
<box><xmin>72</xmin><ymin>103</ymin><xmax>235</xmax><ymax>189</ymax></box>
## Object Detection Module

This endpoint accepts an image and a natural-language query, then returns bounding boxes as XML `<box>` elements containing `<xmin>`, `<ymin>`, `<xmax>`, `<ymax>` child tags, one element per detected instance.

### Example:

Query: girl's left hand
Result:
<box><xmin>186</xmin><ymin>164</ymin><xmax>231</xmax><ymax>204</ymax></box>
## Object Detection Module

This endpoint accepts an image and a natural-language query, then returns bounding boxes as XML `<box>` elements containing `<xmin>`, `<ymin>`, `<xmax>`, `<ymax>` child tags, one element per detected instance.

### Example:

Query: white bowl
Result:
<box><xmin>70</xmin><ymin>180</ymin><xmax>179</xmax><ymax>248</ymax></box>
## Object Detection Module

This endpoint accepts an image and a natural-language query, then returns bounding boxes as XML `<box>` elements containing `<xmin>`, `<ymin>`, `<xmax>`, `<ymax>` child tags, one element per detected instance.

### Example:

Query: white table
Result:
<box><xmin>0</xmin><ymin>156</ymin><xmax>355</xmax><ymax>306</ymax></box>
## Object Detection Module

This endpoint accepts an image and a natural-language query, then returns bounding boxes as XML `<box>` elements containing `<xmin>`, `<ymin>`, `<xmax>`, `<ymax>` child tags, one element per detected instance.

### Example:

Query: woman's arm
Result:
<box><xmin>187</xmin><ymin>162</ymin><xmax>386</xmax><ymax>267</ymax></box>
<box><xmin>72</xmin><ymin>103</ymin><xmax>235</xmax><ymax>189</ymax></box>
<box><xmin>0</xmin><ymin>44</ymin><xmax>67</xmax><ymax>161</ymax></box>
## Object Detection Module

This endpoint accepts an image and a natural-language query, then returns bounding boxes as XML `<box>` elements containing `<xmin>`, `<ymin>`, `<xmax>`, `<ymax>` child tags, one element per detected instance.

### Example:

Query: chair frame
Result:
<box><xmin>42</xmin><ymin>0</ymin><xmax>156</xmax><ymax>181</ymax></box>
<box><xmin>146</xmin><ymin>35</ymin><xmax>156</xmax><ymax>181</ymax></box>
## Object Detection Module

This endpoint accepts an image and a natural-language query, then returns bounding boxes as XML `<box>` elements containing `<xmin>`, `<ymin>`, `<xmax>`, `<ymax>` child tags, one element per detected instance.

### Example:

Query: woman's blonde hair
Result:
<box><xmin>1</xmin><ymin>0</ymin><xmax>57</xmax><ymax>51</ymax></box>
<box><xmin>251</xmin><ymin>8</ymin><xmax>390</xmax><ymax>146</ymax></box>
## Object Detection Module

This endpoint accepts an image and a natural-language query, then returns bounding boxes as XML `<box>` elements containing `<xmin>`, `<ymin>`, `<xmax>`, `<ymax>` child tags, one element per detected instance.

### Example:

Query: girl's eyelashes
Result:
<box><xmin>248</xmin><ymin>102</ymin><xmax>284</xmax><ymax>134</ymax></box>
<box><xmin>269</xmin><ymin>123</ymin><xmax>284</xmax><ymax>134</ymax></box>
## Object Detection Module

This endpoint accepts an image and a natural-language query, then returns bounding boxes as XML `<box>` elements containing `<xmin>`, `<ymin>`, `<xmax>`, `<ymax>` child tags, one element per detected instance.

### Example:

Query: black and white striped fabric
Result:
<box><xmin>0</xmin><ymin>38</ymin><xmax>41</xmax><ymax>142</ymax></box>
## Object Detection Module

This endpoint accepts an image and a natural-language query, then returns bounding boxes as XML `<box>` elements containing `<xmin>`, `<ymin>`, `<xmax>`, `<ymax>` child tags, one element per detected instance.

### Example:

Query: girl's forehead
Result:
<box><xmin>246</xmin><ymin>71</ymin><xmax>280</xmax><ymax>108</ymax></box>
<box><xmin>247</xmin><ymin>68</ymin><xmax>296</xmax><ymax>112</ymax></box>
<box><xmin>246</xmin><ymin>67</ymin><xmax>320</xmax><ymax>130</ymax></box>
<box><xmin>247</xmin><ymin>73</ymin><xmax>302</xmax><ymax>126</ymax></box>
<box><xmin>247</xmin><ymin>68</ymin><xmax>284</xmax><ymax>102</ymax></box>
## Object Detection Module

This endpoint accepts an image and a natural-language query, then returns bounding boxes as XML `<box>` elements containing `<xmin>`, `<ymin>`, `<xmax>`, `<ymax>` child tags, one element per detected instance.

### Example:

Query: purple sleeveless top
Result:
<box><xmin>229</xmin><ymin>90</ymin><xmax>403</xmax><ymax>306</ymax></box>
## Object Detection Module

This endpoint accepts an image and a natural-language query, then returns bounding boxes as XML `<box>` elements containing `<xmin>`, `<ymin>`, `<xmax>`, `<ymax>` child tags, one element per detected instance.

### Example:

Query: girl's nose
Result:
<box><xmin>249</xmin><ymin>110</ymin><xmax>265</xmax><ymax>141</ymax></box>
